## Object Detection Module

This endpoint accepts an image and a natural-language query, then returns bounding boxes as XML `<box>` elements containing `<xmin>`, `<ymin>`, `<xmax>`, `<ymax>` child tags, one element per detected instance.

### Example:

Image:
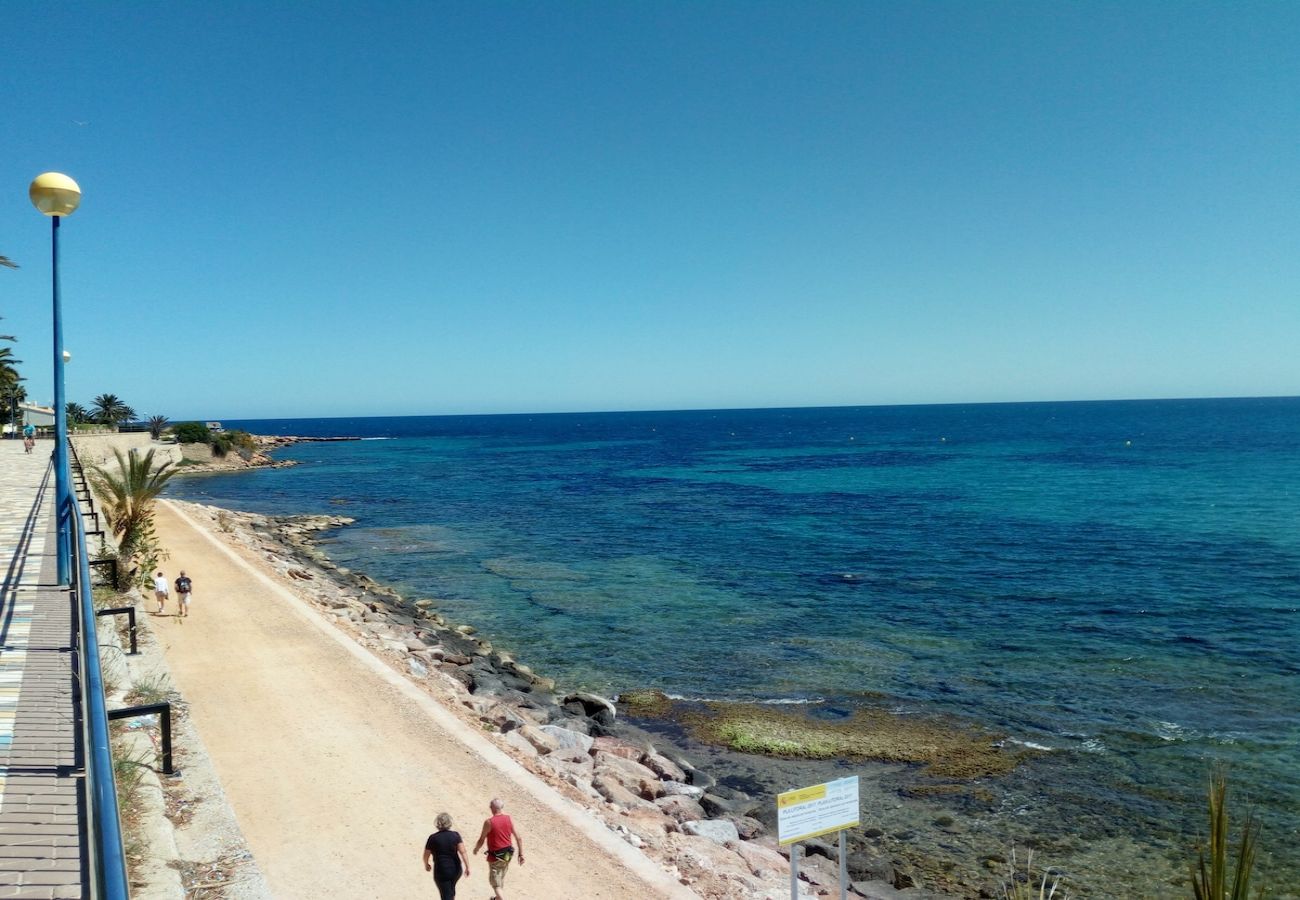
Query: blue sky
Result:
<box><xmin>3</xmin><ymin>2</ymin><xmax>1298</xmax><ymax>419</ymax></box>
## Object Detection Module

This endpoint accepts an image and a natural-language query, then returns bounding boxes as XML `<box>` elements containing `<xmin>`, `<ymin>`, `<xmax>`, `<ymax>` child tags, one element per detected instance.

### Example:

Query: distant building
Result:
<box><xmin>205</xmin><ymin>421</ymin><xmax>224</xmax><ymax>433</ymax></box>
<box><xmin>19</xmin><ymin>403</ymin><xmax>55</xmax><ymax>429</ymax></box>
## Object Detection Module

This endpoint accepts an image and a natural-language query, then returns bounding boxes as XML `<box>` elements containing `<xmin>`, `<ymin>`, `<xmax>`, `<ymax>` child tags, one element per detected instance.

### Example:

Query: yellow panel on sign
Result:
<box><xmin>777</xmin><ymin>784</ymin><xmax>826</xmax><ymax>808</ymax></box>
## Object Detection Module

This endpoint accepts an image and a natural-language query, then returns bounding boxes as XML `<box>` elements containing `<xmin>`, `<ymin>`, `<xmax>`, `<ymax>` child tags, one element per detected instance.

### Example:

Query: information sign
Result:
<box><xmin>776</xmin><ymin>775</ymin><xmax>860</xmax><ymax>845</ymax></box>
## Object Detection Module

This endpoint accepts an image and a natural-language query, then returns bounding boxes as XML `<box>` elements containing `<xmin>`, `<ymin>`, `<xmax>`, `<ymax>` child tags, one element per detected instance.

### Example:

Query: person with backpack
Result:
<box><xmin>174</xmin><ymin>570</ymin><xmax>194</xmax><ymax>617</ymax></box>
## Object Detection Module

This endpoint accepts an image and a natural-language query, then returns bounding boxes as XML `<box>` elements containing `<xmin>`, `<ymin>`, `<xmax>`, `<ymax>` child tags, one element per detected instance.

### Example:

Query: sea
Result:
<box><xmin>164</xmin><ymin>398</ymin><xmax>1300</xmax><ymax>896</ymax></box>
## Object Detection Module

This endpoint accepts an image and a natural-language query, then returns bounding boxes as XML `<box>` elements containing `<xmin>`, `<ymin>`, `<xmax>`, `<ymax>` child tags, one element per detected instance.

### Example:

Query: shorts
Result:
<box><xmin>488</xmin><ymin>850</ymin><xmax>513</xmax><ymax>888</ymax></box>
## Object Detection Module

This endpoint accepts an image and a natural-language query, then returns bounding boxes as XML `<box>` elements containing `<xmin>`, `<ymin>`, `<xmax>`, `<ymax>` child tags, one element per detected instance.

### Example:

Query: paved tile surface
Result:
<box><xmin>0</xmin><ymin>441</ymin><xmax>85</xmax><ymax>899</ymax></box>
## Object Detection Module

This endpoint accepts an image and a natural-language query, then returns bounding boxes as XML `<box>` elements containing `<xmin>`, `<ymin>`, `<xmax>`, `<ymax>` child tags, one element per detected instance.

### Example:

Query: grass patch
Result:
<box><xmin>126</xmin><ymin>673</ymin><xmax>173</xmax><ymax>707</ymax></box>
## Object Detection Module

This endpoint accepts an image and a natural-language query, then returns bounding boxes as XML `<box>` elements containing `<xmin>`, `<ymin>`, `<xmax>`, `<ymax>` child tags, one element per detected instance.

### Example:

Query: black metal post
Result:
<box><xmin>107</xmin><ymin>703</ymin><xmax>173</xmax><ymax>775</ymax></box>
<box><xmin>95</xmin><ymin>607</ymin><xmax>137</xmax><ymax>655</ymax></box>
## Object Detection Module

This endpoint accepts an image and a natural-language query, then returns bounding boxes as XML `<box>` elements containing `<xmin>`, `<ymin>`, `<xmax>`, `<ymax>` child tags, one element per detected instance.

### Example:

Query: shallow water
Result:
<box><xmin>168</xmin><ymin>399</ymin><xmax>1300</xmax><ymax>895</ymax></box>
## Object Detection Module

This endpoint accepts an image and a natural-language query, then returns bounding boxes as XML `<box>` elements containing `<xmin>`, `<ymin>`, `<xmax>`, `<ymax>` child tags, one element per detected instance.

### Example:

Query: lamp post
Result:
<box><xmin>30</xmin><ymin>172</ymin><xmax>81</xmax><ymax>585</ymax></box>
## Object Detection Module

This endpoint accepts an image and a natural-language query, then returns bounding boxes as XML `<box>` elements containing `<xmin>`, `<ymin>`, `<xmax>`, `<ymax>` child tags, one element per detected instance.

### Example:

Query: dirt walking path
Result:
<box><xmin>150</xmin><ymin>499</ymin><xmax>696</xmax><ymax>900</ymax></box>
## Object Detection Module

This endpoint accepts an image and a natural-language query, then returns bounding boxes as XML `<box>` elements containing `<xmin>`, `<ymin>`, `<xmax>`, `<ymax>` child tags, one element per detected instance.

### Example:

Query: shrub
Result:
<box><xmin>172</xmin><ymin>421</ymin><xmax>211</xmax><ymax>444</ymax></box>
<box><xmin>211</xmin><ymin>429</ymin><xmax>257</xmax><ymax>459</ymax></box>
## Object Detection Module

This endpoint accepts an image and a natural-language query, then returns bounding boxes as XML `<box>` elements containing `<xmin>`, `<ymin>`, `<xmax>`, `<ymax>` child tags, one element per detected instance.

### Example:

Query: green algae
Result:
<box><xmin>618</xmin><ymin>689</ymin><xmax>674</xmax><ymax>718</ymax></box>
<box><xmin>684</xmin><ymin>702</ymin><xmax>1028</xmax><ymax>778</ymax></box>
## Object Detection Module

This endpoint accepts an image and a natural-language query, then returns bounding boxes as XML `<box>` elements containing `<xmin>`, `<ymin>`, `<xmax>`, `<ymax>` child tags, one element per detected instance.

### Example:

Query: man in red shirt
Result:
<box><xmin>473</xmin><ymin>798</ymin><xmax>525</xmax><ymax>899</ymax></box>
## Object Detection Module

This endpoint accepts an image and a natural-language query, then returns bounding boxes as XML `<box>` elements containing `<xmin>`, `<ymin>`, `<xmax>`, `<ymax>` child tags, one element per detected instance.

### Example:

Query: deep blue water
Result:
<box><xmin>168</xmin><ymin>399</ymin><xmax>1300</xmax><ymax>887</ymax></box>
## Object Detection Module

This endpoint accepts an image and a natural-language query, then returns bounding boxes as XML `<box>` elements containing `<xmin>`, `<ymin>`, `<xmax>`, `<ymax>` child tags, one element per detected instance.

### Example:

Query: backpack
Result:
<box><xmin>175</xmin><ymin>577</ymin><xmax>192</xmax><ymax>593</ymax></box>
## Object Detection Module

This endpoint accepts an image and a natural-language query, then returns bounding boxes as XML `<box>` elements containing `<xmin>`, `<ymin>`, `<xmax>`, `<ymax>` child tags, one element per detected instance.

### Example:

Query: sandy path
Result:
<box><xmin>150</xmin><ymin>499</ymin><xmax>696</xmax><ymax>900</ymax></box>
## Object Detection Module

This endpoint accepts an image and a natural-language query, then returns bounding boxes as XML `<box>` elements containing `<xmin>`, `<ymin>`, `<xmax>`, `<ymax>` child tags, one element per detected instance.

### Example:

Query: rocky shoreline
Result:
<box><xmin>171</xmin><ymin>435</ymin><xmax>361</xmax><ymax>474</ymax></box>
<box><xmin>183</xmin><ymin>500</ymin><xmax>977</xmax><ymax>899</ymax></box>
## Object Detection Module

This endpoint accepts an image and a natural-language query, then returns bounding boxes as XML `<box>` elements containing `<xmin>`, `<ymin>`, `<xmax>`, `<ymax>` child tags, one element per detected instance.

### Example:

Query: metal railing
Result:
<box><xmin>66</xmin><ymin>441</ymin><xmax>131</xmax><ymax>899</ymax></box>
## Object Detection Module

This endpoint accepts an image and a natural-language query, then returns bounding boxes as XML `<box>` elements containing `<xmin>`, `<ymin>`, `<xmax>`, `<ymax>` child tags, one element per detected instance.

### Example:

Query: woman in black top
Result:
<box><xmin>422</xmin><ymin>812</ymin><xmax>470</xmax><ymax>900</ymax></box>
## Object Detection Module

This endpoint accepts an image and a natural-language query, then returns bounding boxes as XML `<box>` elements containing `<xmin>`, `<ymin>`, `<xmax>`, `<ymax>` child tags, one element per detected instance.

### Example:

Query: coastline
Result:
<box><xmin>152</xmin><ymin>420</ymin><xmax>1282</xmax><ymax>899</ymax></box>
<box><xmin>151</xmin><ymin>497</ymin><xmax>823</xmax><ymax>899</ymax></box>
<box><xmin>160</xmin><ymin>498</ymin><xmax>1054</xmax><ymax>898</ymax></box>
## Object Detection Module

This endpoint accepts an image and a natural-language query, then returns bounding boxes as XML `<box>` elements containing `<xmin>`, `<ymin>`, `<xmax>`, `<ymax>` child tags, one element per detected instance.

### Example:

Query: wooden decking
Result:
<box><xmin>0</xmin><ymin>441</ymin><xmax>85</xmax><ymax>899</ymax></box>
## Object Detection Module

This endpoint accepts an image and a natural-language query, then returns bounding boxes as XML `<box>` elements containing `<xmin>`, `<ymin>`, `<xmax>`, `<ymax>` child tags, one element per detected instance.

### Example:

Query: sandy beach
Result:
<box><xmin>147</xmin><ymin>497</ymin><xmax>703</xmax><ymax>900</ymax></box>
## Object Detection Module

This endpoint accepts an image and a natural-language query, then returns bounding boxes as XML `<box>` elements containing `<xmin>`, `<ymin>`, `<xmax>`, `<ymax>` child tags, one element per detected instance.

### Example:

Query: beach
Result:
<box><xmin>145</xmin><ymin>497</ymin><xmax>819</xmax><ymax>899</ymax></box>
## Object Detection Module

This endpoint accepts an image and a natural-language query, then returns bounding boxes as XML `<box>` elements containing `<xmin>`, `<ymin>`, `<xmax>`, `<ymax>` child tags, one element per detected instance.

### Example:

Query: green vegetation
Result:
<box><xmin>172</xmin><ymin>421</ymin><xmax>211</xmax><ymax>444</ymax></box>
<box><xmin>147</xmin><ymin>415</ymin><xmax>169</xmax><ymax>440</ymax></box>
<box><xmin>682</xmin><ymin>701</ymin><xmax>1025</xmax><ymax>777</ymax></box>
<box><xmin>91</xmin><ymin>393</ymin><xmax>136</xmax><ymax>428</ymax></box>
<box><xmin>1190</xmin><ymin>771</ymin><xmax>1263</xmax><ymax>900</ymax></box>
<box><xmin>66</xmin><ymin>402</ymin><xmax>89</xmax><ymax>425</ymax></box>
<box><xmin>619</xmin><ymin>689</ymin><xmax>673</xmax><ymax>718</ymax></box>
<box><xmin>126</xmin><ymin>673</ymin><xmax>173</xmax><ymax>707</ymax></box>
<box><xmin>210</xmin><ymin>429</ymin><xmax>257</xmax><ymax>459</ymax></box>
<box><xmin>88</xmin><ymin>448</ymin><xmax>176</xmax><ymax>589</ymax></box>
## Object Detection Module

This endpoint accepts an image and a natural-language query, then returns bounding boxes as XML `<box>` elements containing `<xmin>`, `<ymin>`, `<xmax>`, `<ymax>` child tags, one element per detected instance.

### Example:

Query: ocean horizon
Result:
<box><xmin>165</xmin><ymin>397</ymin><xmax>1300</xmax><ymax>895</ymax></box>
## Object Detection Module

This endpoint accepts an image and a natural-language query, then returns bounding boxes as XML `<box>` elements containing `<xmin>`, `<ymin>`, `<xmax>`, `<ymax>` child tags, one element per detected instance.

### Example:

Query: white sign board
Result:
<box><xmin>776</xmin><ymin>775</ymin><xmax>860</xmax><ymax>845</ymax></box>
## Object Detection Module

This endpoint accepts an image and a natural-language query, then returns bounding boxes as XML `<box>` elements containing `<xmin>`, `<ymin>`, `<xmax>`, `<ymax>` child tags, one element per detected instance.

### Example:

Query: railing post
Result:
<box><xmin>95</xmin><ymin>607</ymin><xmax>138</xmax><ymax>656</ymax></box>
<box><xmin>107</xmin><ymin>703</ymin><xmax>173</xmax><ymax>776</ymax></box>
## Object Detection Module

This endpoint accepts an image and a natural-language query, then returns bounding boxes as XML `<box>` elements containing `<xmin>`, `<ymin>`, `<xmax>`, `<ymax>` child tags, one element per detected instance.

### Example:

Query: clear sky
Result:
<box><xmin>3</xmin><ymin>2</ymin><xmax>1298</xmax><ymax>419</ymax></box>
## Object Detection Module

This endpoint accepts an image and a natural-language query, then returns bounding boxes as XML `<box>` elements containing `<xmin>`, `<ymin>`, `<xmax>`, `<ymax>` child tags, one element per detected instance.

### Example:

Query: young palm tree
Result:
<box><xmin>147</xmin><ymin>415</ymin><xmax>169</xmax><ymax>440</ymax></box>
<box><xmin>88</xmin><ymin>448</ymin><xmax>177</xmax><ymax>576</ymax></box>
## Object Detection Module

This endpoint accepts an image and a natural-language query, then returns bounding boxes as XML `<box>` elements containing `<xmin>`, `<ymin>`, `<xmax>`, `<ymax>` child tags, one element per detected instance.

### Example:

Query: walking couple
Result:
<box><xmin>422</xmin><ymin>798</ymin><xmax>525</xmax><ymax>900</ymax></box>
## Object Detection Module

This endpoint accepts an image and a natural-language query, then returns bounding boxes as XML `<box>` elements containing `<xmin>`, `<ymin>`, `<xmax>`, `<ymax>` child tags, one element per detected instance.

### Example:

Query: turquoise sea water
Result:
<box><xmin>167</xmin><ymin>399</ymin><xmax>1300</xmax><ymax>894</ymax></box>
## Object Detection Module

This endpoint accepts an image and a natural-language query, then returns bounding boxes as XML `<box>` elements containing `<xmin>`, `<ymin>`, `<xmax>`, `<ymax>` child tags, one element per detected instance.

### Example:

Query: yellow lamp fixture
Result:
<box><xmin>29</xmin><ymin>172</ymin><xmax>81</xmax><ymax>217</ymax></box>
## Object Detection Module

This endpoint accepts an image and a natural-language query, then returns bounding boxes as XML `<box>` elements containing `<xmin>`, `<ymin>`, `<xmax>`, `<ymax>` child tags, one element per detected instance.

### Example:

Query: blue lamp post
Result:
<box><xmin>29</xmin><ymin>172</ymin><xmax>81</xmax><ymax>585</ymax></box>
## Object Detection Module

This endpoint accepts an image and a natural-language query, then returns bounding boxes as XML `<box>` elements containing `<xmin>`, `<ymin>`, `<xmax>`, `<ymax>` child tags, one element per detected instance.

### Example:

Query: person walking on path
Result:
<box><xmin>174</xmin><ymin>570</ymin><xmax>193</xmax><ymax>618</ymax></box>
<box><xmin>422</xmin><ymin>812</ymin><xmax>470</xmax><ymax>900</ymax></box>
<box><xmin>473</xmin><ymin>798</ymin><xmax>524</xmax><ymax>900</ymax></box>
<box><xmin>153</xmin><ymin>570</ymin><xmax>170</xmax><ymax>614</ymax></box>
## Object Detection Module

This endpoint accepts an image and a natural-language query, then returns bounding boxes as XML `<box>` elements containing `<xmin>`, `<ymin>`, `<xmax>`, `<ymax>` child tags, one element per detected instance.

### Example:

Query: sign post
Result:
<box><xmin>777</xmin><ymin>776</ymin><xmax>859</xmax><ymax>900</ymax></box>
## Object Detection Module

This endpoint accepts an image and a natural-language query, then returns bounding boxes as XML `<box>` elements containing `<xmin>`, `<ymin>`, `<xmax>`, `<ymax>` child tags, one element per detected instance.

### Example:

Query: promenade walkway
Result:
<box><xmin>0</xmin><ymin>440</ymin><xmax>84</xmax><ymax>899</ymax></box>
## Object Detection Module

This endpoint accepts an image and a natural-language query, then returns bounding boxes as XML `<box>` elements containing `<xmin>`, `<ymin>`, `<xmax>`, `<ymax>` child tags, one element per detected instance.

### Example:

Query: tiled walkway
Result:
<box><xmin>0</xmin><ymin>441</ymin><xmax>84</xmax><ymax>899</ymax></box>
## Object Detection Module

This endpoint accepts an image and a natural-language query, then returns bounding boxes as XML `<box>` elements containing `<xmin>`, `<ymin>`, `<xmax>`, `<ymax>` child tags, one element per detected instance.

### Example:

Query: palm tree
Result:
<box><xmin>66</xmin><ymin>402</ymin><xmax>89</xmax><ymax>425</ymax></box>
<box><xmin>91</xmin><ymin>393</ymin><xmax>132</xmax><ymax>428</ymax></box>
<box><xmin>1</xmin><ymin>382</ymin><xmax>25</xmax><ymax>437</ymax></box>
<box><xmin>0</xmin><ymin>256</ymin><xmax>15</xmax><ymax>270</ymax></box>
<box><xmin>147</xmin><ymin>415</ymin><xmax>169</xmax><ymax>440</ymax></box>
<box><xmin>88</xmin><ymin>448</ymin><xmax>177</xmax><ymax>585</ymax></box>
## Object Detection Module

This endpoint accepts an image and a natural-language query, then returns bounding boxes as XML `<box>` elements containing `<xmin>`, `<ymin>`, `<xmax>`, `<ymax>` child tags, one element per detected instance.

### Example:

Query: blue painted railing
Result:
<box><xmin>65</xmin><ymin>444</ymin><xmax>131</xmax><ymax>899</ymax></box>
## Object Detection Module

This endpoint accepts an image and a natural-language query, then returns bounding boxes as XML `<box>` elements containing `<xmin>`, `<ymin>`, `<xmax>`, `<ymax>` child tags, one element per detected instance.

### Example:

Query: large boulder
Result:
<box><xmin>641</xmin><ymin>749</ymin><xmax>687</xmax><ymax>782</ymax></box>
<box><xmin>682</xmin><ymin>819</ymin><xmax>741</xmax><ymax>845</ymax></box>
<box><xmin>593</xmin><ymin>752</ymin><xmax>663</xmax><ymax>798</ymax></box>
<box><xmin>654</xmin><ymin>794</ymin><xmax>706</xmax><ymax>823</ymax></box>
<box><xmin>661</xmin><ymin>780</ymin><xmax>705</xmax><ymax>798</ymax></box>
<box><xmin>562</xmin><ymin>691</ymin><xmax>617</xmax><ymax>726</ymax></box>
<box><xmin>537</xmin><ymin>725</ymin><xmax>594</xmax><ymax>754</ymax></box>
<box><xmin>592</xmin><ymin>774</ymin><xmax>654</xmax><ymax>811</ymax></box>
<box><xmin>591</xmin><ymin>735</ymin><xmax>643</xmax><ymax>760</ymax></box>
<box><xmin>732</xmin><ymin>840</ymin><xmax>788</xmax><ymax>879</ymax></box>
<box><xmin>516</xmin><ymin>724</ymin><xmax>561</xmax><ymax>755</ymax></box>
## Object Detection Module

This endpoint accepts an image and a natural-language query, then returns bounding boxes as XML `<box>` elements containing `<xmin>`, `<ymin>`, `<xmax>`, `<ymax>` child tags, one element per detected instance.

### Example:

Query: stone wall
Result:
<box><xmin>70</xmin><ymin>433</ymin><xmax>184</xmax><ymax>468</ymax></box>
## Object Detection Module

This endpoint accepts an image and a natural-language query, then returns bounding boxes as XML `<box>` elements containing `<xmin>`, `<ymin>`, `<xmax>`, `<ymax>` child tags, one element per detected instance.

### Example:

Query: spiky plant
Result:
<box><xmin>147</xmin><ymin>415</ymin><xmax>169</xmax><ymax>440</ymax></box>
<box><xmin>1190</xmin><ymin>771</ymin><xmax>1262</xmax><ymax>900</ymax></box>
<box><xmin>1001</xmin><ymin>848</ymin><xmax>1067</xmax><ymax>900</ymax></box>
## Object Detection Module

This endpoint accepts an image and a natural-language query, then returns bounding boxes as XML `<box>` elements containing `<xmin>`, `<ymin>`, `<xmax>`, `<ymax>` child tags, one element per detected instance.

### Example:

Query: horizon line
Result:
<box><xmin>189</xmin><ymin>392</ymin><xmax>1300</xmax><ymax>423</ymax></box>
